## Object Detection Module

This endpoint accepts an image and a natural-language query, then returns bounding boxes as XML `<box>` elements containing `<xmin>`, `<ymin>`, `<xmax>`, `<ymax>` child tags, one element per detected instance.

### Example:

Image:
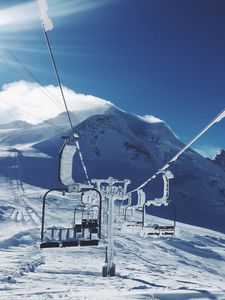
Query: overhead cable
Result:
<box><xmin>35</xmin><ymin>0</ymin><xmax>90</xmax><ymax>184</ymax></box>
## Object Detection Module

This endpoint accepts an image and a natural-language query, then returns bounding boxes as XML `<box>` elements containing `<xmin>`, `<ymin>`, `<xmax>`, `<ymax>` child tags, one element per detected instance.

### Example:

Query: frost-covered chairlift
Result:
<box><xmin>40</xmin><ymin>135</ymin><xmax>102</xmax><ymax>249</ymax></box>
<box><xmin>117</xmin><ymin>194</ymin><xmax>133</xmax><ymax>220</ymax></box>
<box><xmin>141</xmin><ymin>170</ymin><xmax>176</xmax><ymax>237</ymax></box>
<box><xmin>118</xmin><ymin>189</ymin><xmax>146</xmax><ymax>231</ymax></box>
<box><xmin>73</xmin><ymin>203</ymin><xmax>100</xmax><ymax>245</ymax></box>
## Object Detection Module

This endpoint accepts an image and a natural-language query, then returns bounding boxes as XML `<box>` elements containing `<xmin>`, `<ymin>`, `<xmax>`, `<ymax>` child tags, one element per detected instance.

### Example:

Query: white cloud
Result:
<box><xmin>0</xmin><ymin>0</ymin><xmax>111</xmax><ymax>60</ymax></box>
<box><xmin>0</xmin><ymin>2</ymin><xmax>37</xmax><ymax>33</ymax></box>
<box><xmin>0</xmin><ymin>80</ymin><xmax>112</xmax><ymax>124</ymax></box>
<box><xmin>0</xmin><ymin>0</ymin><xmax>107</xmax><ymax>34</ymax></box>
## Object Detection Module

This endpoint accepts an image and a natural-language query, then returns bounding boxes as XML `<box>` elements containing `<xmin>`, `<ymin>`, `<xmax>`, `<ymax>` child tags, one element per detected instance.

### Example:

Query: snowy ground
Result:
<box><xmin>0</xmin><ymin>150</ymin><xmax>225</xmax><ymax>299</ymax></box>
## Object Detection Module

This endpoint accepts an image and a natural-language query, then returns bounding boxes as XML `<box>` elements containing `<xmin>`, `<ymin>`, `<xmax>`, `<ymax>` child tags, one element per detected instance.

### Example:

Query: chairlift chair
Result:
<box><xmin>40</xmin><ymin>136</ymin><xmax>102</xmax><ymax>249</ymax></box>
<box><xmin>118</xmin><ymin>189</ymin><xmax>146</xmax><ymax>232</ymax></box>
<box><xmin>40</xmin><ymin>189</ymin><xmax>101</xmax><ymax>249</ymax></box>
<box><xmin>141</xmin><ymin>170</ymin><xmax>176</xmax><ymax>237</ymax></box>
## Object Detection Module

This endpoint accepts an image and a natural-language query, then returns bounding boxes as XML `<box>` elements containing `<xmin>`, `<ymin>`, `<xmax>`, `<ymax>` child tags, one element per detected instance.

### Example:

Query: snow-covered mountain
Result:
<box><xmin>212</xmin><ymin>149</ymin><xmax>225</xmax><ymax>171</ymax></box>
<box><xmin>0</xmin><ymin>105</ymin><xmax>225</xmax><ymax>233</ymax></box>
<box><xmin>0</xmin><ymin>120</ymin><xmax>30</xmax><ymax>130</ymax></box>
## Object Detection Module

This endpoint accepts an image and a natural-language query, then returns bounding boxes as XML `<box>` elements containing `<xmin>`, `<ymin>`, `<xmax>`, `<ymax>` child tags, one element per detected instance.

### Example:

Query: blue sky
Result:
<box><xmin>0</xmin><ymin>0</ymin><xmax>224</xmax><ymax>157</ymax></box>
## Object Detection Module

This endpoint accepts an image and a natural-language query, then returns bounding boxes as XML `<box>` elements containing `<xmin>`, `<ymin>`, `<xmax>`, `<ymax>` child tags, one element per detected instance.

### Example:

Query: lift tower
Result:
<box><xmin>92</xmin><ymin>177</ymin><xmax>130</xmax><ymax>277</ymax></box>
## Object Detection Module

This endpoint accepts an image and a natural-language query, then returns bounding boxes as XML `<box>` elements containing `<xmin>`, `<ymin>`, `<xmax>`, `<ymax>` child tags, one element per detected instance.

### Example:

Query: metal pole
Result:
<box><xmin>173</xmin><ymin>201</ymin><xmax>176</xmax><ymax>234</ymax></box>
<box><xmin>98</xmin><ymin>191</ymin><xmax>102</xmax><ymax>239</ymax></box>
<box><xmin>103</xmin><ymin>193</ymin><xmax>115</xmax><ymax>277</ymax></box>
<box><xmin>142</xmin><ymin>203</ymin><xmax>145</xmax><ymax>229</ymax></box>
<box><xmin>108</xmin><ymin>193</ymin><xmax>114</xmax><ymax>270</ymax></box>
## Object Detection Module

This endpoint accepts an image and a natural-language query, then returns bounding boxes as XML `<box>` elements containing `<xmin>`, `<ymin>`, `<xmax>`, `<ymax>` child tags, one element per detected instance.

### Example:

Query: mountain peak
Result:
<box><xmin>0</xmin><ymin>120</ymin><xmax>31</xmax><ymax>130</ymax></box>
<box><xmin>212</xmin><ymin>149</ymin><xmax>225</xmax><ymax>170</ymax></box>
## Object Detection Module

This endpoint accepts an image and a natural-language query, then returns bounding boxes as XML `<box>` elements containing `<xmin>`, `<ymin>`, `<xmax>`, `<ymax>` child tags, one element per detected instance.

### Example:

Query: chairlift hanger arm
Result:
<box><xmin>144</xmin><ymin>170</ymin><xmax>174</xmax><ymax>207</ymax></box>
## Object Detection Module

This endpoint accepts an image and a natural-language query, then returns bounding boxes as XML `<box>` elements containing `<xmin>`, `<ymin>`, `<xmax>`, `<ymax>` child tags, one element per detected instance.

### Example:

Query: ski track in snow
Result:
<box><xmin>0</xmin><ymin>150</ymin><xmax>225</xmax><ymax>299</ymax></box>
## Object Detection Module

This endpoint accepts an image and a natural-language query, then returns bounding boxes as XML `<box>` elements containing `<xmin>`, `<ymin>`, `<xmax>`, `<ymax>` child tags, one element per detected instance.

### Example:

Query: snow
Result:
<box><xmin>213</xmin><ymin>109</ymin><xmax>225</xmax><ymax>124</ymax></box>
<box><xmin>140</xmin><ymin>115</ymin><xmax>164</xmax><ymax>124</ymax></box>
<box><xmin>36</xmin><ymin>0</ymin><xmax>53</xmax><ymax>32</ymax></box>
<box><xmin>59</xmin><ymin>143</ymin><xmax>76</xmax><ymax>186</ymax></box>
<box><xmin>0</xmin><ymin>169</ymin><xmax>225</xmax><ymax>299</ymax></box>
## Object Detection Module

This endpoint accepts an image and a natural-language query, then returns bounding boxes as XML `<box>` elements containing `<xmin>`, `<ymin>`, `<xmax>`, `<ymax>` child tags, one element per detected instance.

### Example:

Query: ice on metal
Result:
<box><xmin>146</xmin><ymin>170</ymin><xmax>174</xmax><ymax>207</ymax></box>
<box><xmin>36</xmin><ymin>0</ymin><xmax>53</xmax><ymax>31</ymax></box>
<box><xmin>212</xmin><ymin>109</ymin><xmax>225</xmax><ymax>124</ymax></box>
<box><xmin>59</xmin><ymin>144</ymin><xmax>76</xmax><ymax>186</ymax></box>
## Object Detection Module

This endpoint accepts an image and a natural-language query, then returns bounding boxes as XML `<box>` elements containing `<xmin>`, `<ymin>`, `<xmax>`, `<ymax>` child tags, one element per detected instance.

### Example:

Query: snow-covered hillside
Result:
<box><xmin>0</xmin><ymin>173</ymin><xmax>225</xmax><ymax>299</ymax></box>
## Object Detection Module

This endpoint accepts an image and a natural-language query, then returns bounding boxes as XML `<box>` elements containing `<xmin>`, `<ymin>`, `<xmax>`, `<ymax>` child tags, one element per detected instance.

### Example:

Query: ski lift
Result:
<box><xmin>118</xmin><ymin>188</ymin><xmax>146</xmax><ymax>231</ymax></box>
<box><xmin>117</xmin><ymin>194</ymin><xmax>133</xmax><ymax>221</ymax></box>
<box><xmin>40</xmin><ymin>136</ymin><xmax>102</xmax><ymax>249</ymax></box>
<box><xmin>40</xmin><ymin>189</ymin><xmax>101</xmax><ymax>248</ymax></box>
<box><xmin>73</xmin><ymin>203</ymin><xmax>100</xmax><ymax>244</ymax></box>
<box><xmin>141</xmin><ymin>170</ymin><xmax>176</xmax><ymax>237</ymax></box>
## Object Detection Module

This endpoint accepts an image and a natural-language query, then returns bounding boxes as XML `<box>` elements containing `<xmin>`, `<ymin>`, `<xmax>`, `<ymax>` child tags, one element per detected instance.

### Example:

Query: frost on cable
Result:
<box><xmin>36</xmin><ymin>0</ymin><xmax>53</xmax><ymax>31</ymax></box>
<box><xmin>213</xmin><ymin>109</ymin><xmax>225</xmax><ymax>124</ymax></box>
<box><xmin>59</xmin><ymin>144</ymin><xmax>76</xmax><ymax>186</ymax></box>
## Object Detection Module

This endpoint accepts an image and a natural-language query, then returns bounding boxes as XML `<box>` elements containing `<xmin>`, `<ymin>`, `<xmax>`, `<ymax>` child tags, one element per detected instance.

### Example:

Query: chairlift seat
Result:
<box><xmin>88</xmin><ymin>219</ymin><xmax>98</xmax><ymax>226</ymax></box>
<box><xmin>82</xmin><ymin>219</ymin><xmax>98</xmax><ymax>228</ymax></box>
<box><xmin>74</xmin><ymin>224</ymin><xmax>82</xmax><ymax>232</ymax></box>
<box><xmin>147</xmin><ymin>232</ymin><xmax>160</xmax><ymax>236</ymax></box>
<box><xmin>40</xmin><ymin>241</ymin><xmax>60</xmax><ymax>249</ymax></box>
<box><xmin>82</xmin><ymin>220</ymin><xmax>88</xmax><ymax>228</ymax></box>
<box><xmin>90</xmin><ymin>227</ymin><xmax>98</xmax><ymax>234</ymax></box>
<box><xmin>61</xmin><ymin>240</ymin><xmax>79</xmax><ymax>247</ymax></box>
<box><xmin>159</xmin><ymin>226</ymin><xmax>174</xmax><ymax>230</ymax></box>
<box><xmin>80</xmin><ymin>239</ymin><xmax>99</xmax><ymax>246</ymax></box>
<box><xmin>88</xmin><ymin>222</ymin><xmax>99</xmax><ymax>229</ymax></box>
<box><xmin>161</xmin><ymin>232</ymin><xmax>174</xmax><ymax>236</ymax></box>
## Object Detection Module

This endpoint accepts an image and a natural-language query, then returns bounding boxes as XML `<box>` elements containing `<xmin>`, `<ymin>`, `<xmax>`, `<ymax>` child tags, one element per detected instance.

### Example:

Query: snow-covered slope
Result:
<box><xmin>0</xmin><ymin>177</ymin><xmax>225</xmax><ymax>299</ymax></box>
